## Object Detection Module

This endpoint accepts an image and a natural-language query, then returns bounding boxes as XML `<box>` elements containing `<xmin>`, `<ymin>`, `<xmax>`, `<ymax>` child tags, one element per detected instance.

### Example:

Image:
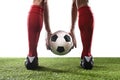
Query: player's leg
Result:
<box><xmin>28</xmin><ymin>5</ymin><xmax>43</xmax><ymax>57</ymax></box>
<box><xmin>78</xmin><ymin>6</ymin><xmax>94</xmax><ymax>69</ymax></box>
<box><xmin>25</xmin><ymin>0</ymin><xmax>43</xmax><ymax>70</ymax></box>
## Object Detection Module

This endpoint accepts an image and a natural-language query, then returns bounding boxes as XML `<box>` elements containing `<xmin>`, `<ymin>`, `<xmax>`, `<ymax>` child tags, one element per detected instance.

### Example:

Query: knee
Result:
<box><xmin>77</xmin><ymin>0</ymin><xmax>88</xmax><ymax>8</ymax></box>
<box><xmin>33</xmin><ymin>0</ymin><xmax>46</xmax><ymax>6</ymax></box>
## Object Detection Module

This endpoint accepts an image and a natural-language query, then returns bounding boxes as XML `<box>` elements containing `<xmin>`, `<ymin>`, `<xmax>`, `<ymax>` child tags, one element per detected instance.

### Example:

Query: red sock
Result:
<box><xmin>27</xmin><ymin>5</ymin><xmax>43</xmax><ymax>57</ymax></box>
<box><xmin>78</xmin><ymin>6</ymin><xmax>94</xmax><ymax>59</ymax></box>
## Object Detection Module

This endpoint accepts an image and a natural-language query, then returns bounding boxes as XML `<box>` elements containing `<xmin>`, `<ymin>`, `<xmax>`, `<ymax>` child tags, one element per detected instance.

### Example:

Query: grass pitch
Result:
<box><xmin>0</xmin><ymin>57</ymin><xmax>120</xmax><ymax>80</ymax></box>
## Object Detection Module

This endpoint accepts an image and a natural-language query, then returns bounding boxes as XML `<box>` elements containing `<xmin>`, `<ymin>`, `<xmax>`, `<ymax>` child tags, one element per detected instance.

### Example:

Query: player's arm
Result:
<box><xmin>70</xmin><ymin>0</ymin><xmax>77</xmax><ymax>48</ymax></box>
<box><xmin>43</xmin><ymin>0</ymin><xmax>52</xmax><ymax>50</ymax></box>
<box><xmin>43</xmin><ymin>0</ymin><xmax>51</xmax><ymax>34</ymax></box>
<box><xmin>71</xmin><ymin>0</ymin><xmax>77</xmax><ymax>32</ymax></box>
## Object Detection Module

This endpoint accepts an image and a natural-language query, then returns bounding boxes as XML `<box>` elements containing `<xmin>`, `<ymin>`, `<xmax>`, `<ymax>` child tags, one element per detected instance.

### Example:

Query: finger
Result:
<box><xmin>74</xmin><ymin>44</ymin><xmax>77</xmax><ymax>48</ymax></box>
<box><xmin>46</xmin><ymin>44</ymin><xmax>51</xmax><ymax>50</ymax></box>
<box><xmin>47</xmin><ymin>45</ymin><xmax>51</xmax><ymax>50</ymax></box>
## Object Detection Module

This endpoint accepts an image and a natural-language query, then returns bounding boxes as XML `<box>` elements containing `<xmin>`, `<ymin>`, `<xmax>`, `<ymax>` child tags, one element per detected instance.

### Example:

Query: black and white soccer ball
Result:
<box><xmin>49</xmin><ymin>30</ymin><xmax>73</xmax><ymax>55</ymax></box>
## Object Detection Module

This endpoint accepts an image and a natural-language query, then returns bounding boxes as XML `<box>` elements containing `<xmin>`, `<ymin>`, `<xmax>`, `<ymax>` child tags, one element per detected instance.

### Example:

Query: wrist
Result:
<box><xmin>70</xmin><ymin>28</ymin><xmax>74</xmax><ymax>33</ymax></box>
<box><xmin>47</xmin><ymin>31</ymin><xmax>52</xmax><ymax>35</ymax></box>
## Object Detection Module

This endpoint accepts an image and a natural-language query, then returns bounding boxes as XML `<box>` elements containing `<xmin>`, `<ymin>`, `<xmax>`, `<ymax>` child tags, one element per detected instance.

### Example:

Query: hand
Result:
<box><xmin>46</xmin><ymin>32</ymin><xmax>52</xmax><ymax>50</ymax></box>
<box><xmin>69</xmin><ymin>30</ymin><xmax>77</xmax><ymax>48</ymax></box>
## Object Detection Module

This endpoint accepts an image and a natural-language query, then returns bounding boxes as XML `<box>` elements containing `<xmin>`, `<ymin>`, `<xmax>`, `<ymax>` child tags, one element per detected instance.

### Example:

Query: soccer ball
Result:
<box><xmin>49</xmin><ymin>30</ymin><xmax>73</xmax><ymax>55</ymax></box>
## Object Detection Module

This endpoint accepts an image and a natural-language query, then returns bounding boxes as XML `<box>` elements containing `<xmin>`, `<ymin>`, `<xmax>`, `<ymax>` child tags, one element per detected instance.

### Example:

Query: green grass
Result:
<box><xmin>0</xmin><ymin>57</ymin><xmax>120</xmax><ymax>80</ymax></box>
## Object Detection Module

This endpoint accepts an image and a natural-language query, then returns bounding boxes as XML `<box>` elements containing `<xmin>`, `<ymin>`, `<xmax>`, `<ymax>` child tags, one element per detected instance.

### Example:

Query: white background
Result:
<box><xmin>0</xmin><ymin>0</ymin><xmax>120</xmax><ymax>57</ymax></box>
